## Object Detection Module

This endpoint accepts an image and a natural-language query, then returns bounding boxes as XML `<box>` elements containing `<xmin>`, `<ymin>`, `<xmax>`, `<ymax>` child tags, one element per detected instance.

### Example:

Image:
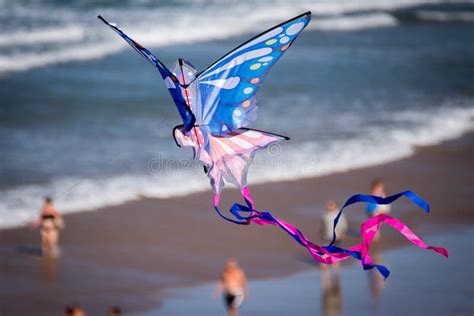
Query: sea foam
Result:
<box><xmin>309</xmin><ymin>13</ymin><xmax>398</xmax><ymax>31</ymax></box>
<box><xmin>0</xmin><ymin>0</ymin><xmax>467</xmax><ymax>75</ymax></box>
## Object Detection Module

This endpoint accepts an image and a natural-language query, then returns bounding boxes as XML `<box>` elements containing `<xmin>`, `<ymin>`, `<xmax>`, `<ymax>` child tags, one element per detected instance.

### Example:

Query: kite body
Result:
<box><xmin>99</xmin><ymin>13</ymin><xmax>447</xmax><ymax>278</ymax></box>
<box><xmin>168</xmin><ymin>59</ymin><xmax>289</xmax><ymax>194</ymax></box>
<box><xmin>174</xmin><ymin>125</ymin><xmax>286</xmax><ymax>194</ymax></box>
<box><xmin>98</xmin><ymin>12</ymin><xmax>309</xmax><ymax>193</ymax></box>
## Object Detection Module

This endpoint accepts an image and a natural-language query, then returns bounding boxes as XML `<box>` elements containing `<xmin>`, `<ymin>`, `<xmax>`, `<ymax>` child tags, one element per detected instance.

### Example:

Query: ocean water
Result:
<box><xmin>1</xmin><ymin>0</ymin><xmax>473</xmax><ymax>228</ymax></box>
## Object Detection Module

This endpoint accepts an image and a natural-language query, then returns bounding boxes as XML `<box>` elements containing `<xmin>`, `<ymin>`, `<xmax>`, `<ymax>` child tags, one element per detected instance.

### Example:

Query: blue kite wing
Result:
<box><xmin>98</xmin><ymin>15</ymin><xmax>195</xmax><ymax>132</ymax></box>
<box><xmin>195</xmin><ymin>12</ymin><xmax>311</xmax><ymax>134</ymax></box>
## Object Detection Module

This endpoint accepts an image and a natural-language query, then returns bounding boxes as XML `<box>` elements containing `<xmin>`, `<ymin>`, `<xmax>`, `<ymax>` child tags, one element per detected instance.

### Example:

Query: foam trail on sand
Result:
<box><xmin>0</xmin><ymin>25</ymin><xmax>85</xmax><ymax>46</ymax></box>
<box><xmin>309</xmin><ymin>13</ymin><xmax>398</xmax><ymax>31</ymax></box>
<box><xmin>415</xmin><ymin>11</ymin><xmax>474</xmax><ymax>22</ymax></box>
<box><xmin>248</xmin><ymin>106</ymin><xmax>474</xmax><ymax>182</ymax></box>
<box><xmin>0</xmin><ymin>43</ymin><xmax>122</xmax><ymax>72</ymax></box>
<box><xmin>0</xmin><ymin>174</ymin><xmax>210</xmax><ymax>229</ymax></box>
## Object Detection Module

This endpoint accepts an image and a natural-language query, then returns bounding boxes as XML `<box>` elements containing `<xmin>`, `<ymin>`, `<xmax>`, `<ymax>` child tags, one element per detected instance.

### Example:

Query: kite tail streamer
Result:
<box><xmin>359</xmin><ymin>214</ymin><xmax>449</xmax><ymax>263</ymax></box>
<box><xmin>329</xmin><ymin>190</ymin><xmax>430</xmax><ymax>246</ymax></box>
<box><xmin>213</xmin><ymin>193</ymin><xmax>248</xmax><ymax>225</ymax></box>
<box><xmin>340</xmin><ymin>213</ymin><xmax>449</xmax><ymax>278</ymax></box>
<box><xmin>213</xmin><ymin>188</ymin><xmax>448</xmax><ymax>278</ymax></box>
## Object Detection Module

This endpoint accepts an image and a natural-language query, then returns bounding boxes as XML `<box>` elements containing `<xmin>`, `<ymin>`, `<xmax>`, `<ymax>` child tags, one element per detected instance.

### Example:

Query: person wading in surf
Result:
<box><xmin>32</xmin><ymin>197</ymin><xmax>64</xmax><ymax>256</ymax></box>
<box><xmin>214</xmin><ymin>258</ymin><xmax>248</xmax><ymax>316</ymax></box>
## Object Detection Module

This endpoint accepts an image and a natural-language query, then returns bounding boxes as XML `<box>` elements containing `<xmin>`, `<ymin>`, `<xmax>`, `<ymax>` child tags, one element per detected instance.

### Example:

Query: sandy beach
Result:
<box><xmin>1</xmin><ymin>133</ymin><xmax>472</xmax><ymax>315</ymax></box>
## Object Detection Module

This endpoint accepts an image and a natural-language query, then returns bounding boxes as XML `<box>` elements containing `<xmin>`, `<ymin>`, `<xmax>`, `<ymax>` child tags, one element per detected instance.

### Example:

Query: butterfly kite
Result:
<box><xmin>98</xmin><ymin>12</ymin><xmax>447</xmax><ymax>278</ymax></box>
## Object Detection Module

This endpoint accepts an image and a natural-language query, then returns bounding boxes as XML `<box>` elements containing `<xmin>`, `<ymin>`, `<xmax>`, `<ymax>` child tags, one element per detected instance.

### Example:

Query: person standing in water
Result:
<box><xmin>321</xmin><ymin>200</ymin><xmax>348</xmax><ymax>244</ymax></box>
<box><xmin>366</xmin><ymin>178</ymin><xmax>391</xmax><ymax>217</ymax></box>
<box><xmin>319</xmin><ymin>200</ymin><xmax>347</xmax><ymax>316</ymax></box>
<box><xmin>32</xmin><ymin>197</ymin><xmax>64</xmax><ymax>256</ymax></box>
<box><xmin>365</xmin><ymin>179</ymin><xmax>388</xmax><ymax>305</ymax></box>
<box><xmin>214</xmin><ymin>258</ymin><xmax>248</xmax><ymax>316</ymax></box>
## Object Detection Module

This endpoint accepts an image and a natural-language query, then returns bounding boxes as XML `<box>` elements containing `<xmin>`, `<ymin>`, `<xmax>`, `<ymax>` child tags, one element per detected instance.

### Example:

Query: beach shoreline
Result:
<box><xmin>144</xmin><ymin>227</ymin><xmax>473</xmax><ymax>316</ymax></box>
<box><xmin>0</xmin><ymin>132</ymin><xmax>473</xmax><ymax>315</ymax></box>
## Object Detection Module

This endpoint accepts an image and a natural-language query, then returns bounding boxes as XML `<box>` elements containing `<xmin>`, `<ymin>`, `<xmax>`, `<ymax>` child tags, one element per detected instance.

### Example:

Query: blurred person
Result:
<box><xmin>366</xmin><ymin>179</ymin><xmax>390</xmax><ymax>241</ymax></box>
<box><xmin>321</xmin><ymin>265</ymin><xmax>342</xmax><ymax>316</ymax></box>
<box><xmin>64</xmin><ymin>306</ymin><xmax>86</xmax><ymax>316</ymax></box>
<box><xmin>365</xmin><ymin>179</ymin><xmax>387</xmax><ymax>307</ymax></box>
<box><xmin>366</xmin><ymin>243</ymin><xmax>385</xmax><ymax>311</ymax></box>
<box><xmin>320</xmin><ymin>199</ymin><xmax>347</xmax><ymax>306</ymax></box>
<box><xmin>366</xmin><ymin>178</ymin><xmax>391</xmax><ymax>217</ymax></box>
<box><xmin>321</xmin><ymin>200</ymin><xmax>348</xmax><ymax>244</ymax></box>
<box><xmin>108</xmin><ymin>307</ymin><xmax>122</xmax><ymax>316</ymax></box>
<box><xmin>320</xmin><ymin>199</ymin><xmax>348</xmax><ymax>274</ymax></box>
<box><xmin>32</xmin><ymin>197</ymin><xmax>64</xmax><ymax>256</ymax></box>
<box><xmin>214</xmin><ymin>258</ymin><xmax>248</xmax><ymax>316</ymax></box>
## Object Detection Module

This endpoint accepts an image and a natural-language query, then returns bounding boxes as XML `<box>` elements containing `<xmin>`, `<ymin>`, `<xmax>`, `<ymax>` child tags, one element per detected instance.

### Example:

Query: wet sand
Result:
<box><xmin>0</xmin><ymin>133</ymin><xmax>473</xmax><ymax>315</ymax></box>
<box><xmin>144</xmin><ymin>228</ymin><xmax>473</xmax><ymax>316</ymax></box>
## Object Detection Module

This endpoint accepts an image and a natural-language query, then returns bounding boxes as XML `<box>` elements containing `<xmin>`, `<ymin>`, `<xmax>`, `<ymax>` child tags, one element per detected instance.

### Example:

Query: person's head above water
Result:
<box><xmin>64</xmin><ymin>306</ymin><xmax>85</xmax><ymax>316</ymax></box>
<box><xmin>326</xmin><ymin>200</ymin><xmax>337</xmax><ymax>213</ymax></box>
<box><xmin>108</xmin><ymin>306</ymin><xmax>122</xmax><ymax>316</ymax></box>
<box><xmin>370</xmin><ymin>178</ymin><xmax>385</xmax><ymax>196</ymax></box>
<box><xmin>44</xmin><ymin>196</ymin><xmax>53</xmax><ymax>204</ymax></box>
